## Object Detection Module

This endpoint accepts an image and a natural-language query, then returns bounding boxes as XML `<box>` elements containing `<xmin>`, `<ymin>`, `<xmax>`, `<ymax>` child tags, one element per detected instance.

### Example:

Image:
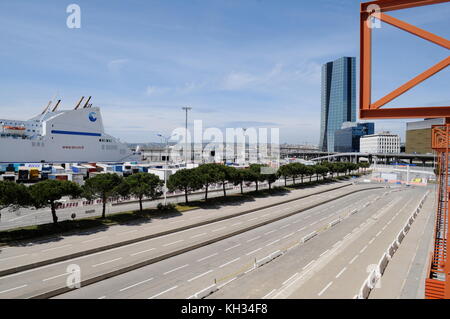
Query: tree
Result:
<box><xmin>305</xmin><ymin>165</ymin><xmax>315</xmax><ymax>182</ymax></box>
<box><xmin>248</xmin><ymin>164</ymin><xmax>265</xmax><ymax>192</ymax></box>
<box><xmin>264</xmin><ymin>170</ymin><xmax>278</xmax><ymax>191</ymax></box>
<box><xmin>29</xmin><ymin>180</ymin><xmax>82</xmax><ymax>224</ymax></box>
<box><xmin>196</xmin><ymin>164</ymin><xmax>221</xmax><ymax>201</ymax></box>
<box><xmin>124</xmin><ymin>173</ymin><xmax>163</xmax><ymax>212</ymax></box>
<box><xmin>314</xmin><ymin>164</ymin><xmax>329</xmax><ymax>181</ymax></box>
<box><xmin>0</xmin><ymin>181</ymin><xmax>32</xmax><ymax>212</ymax></box>
<box><xmin>277</xmin><ymin>165</ymin><xmax>291</xmax><ymax>186</ymax></box>
<box><xmin>83</xmin><ymin>173</ymin><xmax>124</xmax><ymax>219</ymax></box>
<box><xmin>216</xmin><ymin>165</ymin><xmax>235</xmax><ymax>198</ymax></box>
<box><xmin>167</xmin><ymin>169</ymin><xmax>203</xmax><ymax>204</ymax></box>
<box><xmin>229</xmin><ymin>168</ymin><xmax>247</xmax><ymax>195</ymax></box>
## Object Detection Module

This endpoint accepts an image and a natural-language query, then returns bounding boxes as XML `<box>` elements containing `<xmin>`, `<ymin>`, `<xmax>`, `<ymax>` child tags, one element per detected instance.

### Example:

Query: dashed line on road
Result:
<box><xmin>212</xmin><ymin>227</ymin><xmax>226</xmax><ymax>232</ymax></box>
<box><xmin>349</xmin><ymin>255</ymin><xmax>359</xmax><ymax>264</ymax></box>
<box><xmin>0</xmin><ymin>254</ymin><xmax>28</xmax><ymax>262</ymax></box>
<box><xmin>0</xmin><ymin>284</ymin><xmax>28</xmax><ymax>295</ymax></box>
<box><xmin>92</xmin><ymin>257</ymin><xmax>122</xmax><ymax>268</ymax></box>
<box><xmin>164</xmin><ymin>264</ymin><xmax>189</xmax><ymax>275</ymax></box>
<box><xmin>247</xmin><ymin>236</ymin><xmax>261</xmax><ymax>243</ymax></box>
<box><xmin>266</xmin><ymin>239</ymin><xmax>281</xmax><ymax>246</ymax></box>
<box><xmin>120</xmin><ymin>278</ymin><xmax>154</xmax><ymax>292</ymax></box>
<box><xmin>130</xmin><ymin>248</ymin><xmax>155</xmax><ymax>256</ymax></box>
<box><xmin>282</xmin><ymin>273</ymin><xmax>299</xmax><ymax>285</ymax></box>
<box><xmin>302</xmin><ymin>260</ymin><xmax>315</xmax><ymax>270</ymax></box>
<box><xmin>163</xmin><ymin>240</ymin><xmax>184</xmax><ymax>247</ymax></box>
<box><xmin>219</xmin><ymin>258</ymin><xmax>240</xmax><ymax>268</ymax></box>
<box><xmin>197</xmin><ymin>253</ymin><xmax>219</xmax><ymax>262</ymax></box>
<box><xmin>246</xmin><ymin>248</ymin><xmax>263</xmax><ymax>256</ymax></box>
<box><xmin>191</xmin><ymin>233</ymin><xmax>207</xmax><ymax>239</ymax></box>
<box><xmin>360</xmin><ymin>245</ymin><xmax>368</xmax><ymax>254</ymax></box>
<box><xmin>148</xmin><ymin>285</ymin><xmax>178</xmax><ymax>299</ymax></box>
<box><xmin>318</xmin><ymin>282</ymin><xmax>333</xmax><ymax>296</ymax></box>
<box><xmin>42</xmin><ymin>272</ymin><xmax>68</xmax><ymax>282</ymax></box>
<box><xmin>320</xmin><ymin>249</ymin><xmax>329</xmax><ymax>257</ymax></box>
<box><xmin>225</xmin><ymin>244</ymin><xmax>241</xmax><ymax>251</ymax></box>
<box><xmin>188</xmin><ymin>270</ymin><xmax>213</xmax><ymax>282</ymax></box>
<box><xmin>42</xmin><ymin>244</ymin><xmax>72</xmax><ymax>253</ymax></box>
<box><xmin>335</xmin><ymin>267</ymin><xmax>347</xmax><ymax>279</ymax></box>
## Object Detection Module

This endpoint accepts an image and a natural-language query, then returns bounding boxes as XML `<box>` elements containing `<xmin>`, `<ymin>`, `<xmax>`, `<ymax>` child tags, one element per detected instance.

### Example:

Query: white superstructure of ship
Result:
<box><xmin>0</xmin><ymin>97</ymin><xmax>141</xmax><ymax>163</ymax></box>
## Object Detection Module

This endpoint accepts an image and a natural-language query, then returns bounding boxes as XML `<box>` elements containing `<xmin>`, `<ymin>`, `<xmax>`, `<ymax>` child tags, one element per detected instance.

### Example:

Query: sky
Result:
<box><xmin>0</xmin><ymin>0</ymin><xmax>449</xmax><ymax>144</ymax></box>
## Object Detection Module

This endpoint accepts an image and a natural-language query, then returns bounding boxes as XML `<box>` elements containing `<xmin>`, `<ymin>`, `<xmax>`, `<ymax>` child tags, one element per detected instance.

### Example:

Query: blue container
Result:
<box><xmin>114</xmin><ymin>165</ymin><xmax>123</xmax><ymax>172</ymax></box>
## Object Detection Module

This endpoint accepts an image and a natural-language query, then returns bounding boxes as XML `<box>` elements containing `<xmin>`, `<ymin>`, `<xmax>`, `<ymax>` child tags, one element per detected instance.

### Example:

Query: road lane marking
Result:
<box><xmin>248</xmin><ymin>217</ymin><xmax>259</xmax><ymax>222</ymax></box>
<box><xmin>303</xmin><ymin>260</ymin><xmax>315</xmax><ymax>270</ymax></box>
<box><xmin>333</xmin><ymin>241</ymin><xmax>342</xmax><ymax>248</ymax></box>
<box><xmin>283</xmin><ymin>232</ymin><xmax>294</xmax><ymax>239</ymax></box>
<box><xmin>310</xmin><ymin>221</ymin><xmax>318</xmax><ymax>226</ymax></box>
<box><xmin>188</xmin><ymin>270</ymin><xmax>213</xmax><ymax>282</ymax></box>
<box><xmin>319</xmin><ymin>217</ymin><xmax>327</xmax><ymax>222</ymax></box>
<box><xmin>42</xmin><ymin>272</ymin><xmax>68</xmax><ymax>282</ymax></box>
<box><xmin>360</xmin><ymin>245</ymin><xmax>368</xmax><ymax>254</ymax></box>
<box><xmin>0</xmin><ymin>254</ymin><xmax>28</xmax><ymax>262</ymax></box>
<box><xmin>262</xmin><ymin>289</ymin><xmax>276</xmax><ymax>299</ymax></box>
<box><xmin>148</xmin><ymin>285</ymin><xmax>178</xmax><ymax>299</ymax></box>
<box><xmin>212</xmin><ymin>227</ymin><xmax>226</xmax><ymax>232</ymax></box>
<box><xmin>335</xmin><ymin>267</ymin><xmax>347</xmax><ymax>278</ymax></box>
<box><xmin>225</xmin><ymin>244</ymin><xmax>241</xmax><ymax>251</ymax></box>
<box><xmin>318</xmin><ymin>282</ymin><xmax>333</xmax><ymax>296</ymax></box>
<box><xmin>92</xmin><ymin>257</ymin><xmax>122</xmax><ymax>268</ymax></box>
<box><xmin>298</xmin><ymin>226</ymin><xmax>307</xmax><ymax>232</ymax></box>
<box><xmin>369</xmin><ymin>238</ymin><xmax>375</xmax><ymax>245</ymax></box>
<box><xmin>280</xmin><ymin>224</ymin><xmax>291</xmax><ymax>229</ymax></box>
<box><xmin>197</xmin><ymin>253</ymin><xmax>219</xmax><ymax>262</ymax></box>
<box><xmin>164</xmin><ymin>264</ymin><xmax>189</xmax><ymax>275</ymax></box>
<box><xmin>320</xmin><ymin>250</ymin><xmax>329</xmax><ymax>257</ymax></box>
<box><xmin>163</xmin><ymin>240</ymin><xmax>184</xmax><ymax>247</ymax></box>
<box><xmin>130</xmin><ymin>248</ymin><xmax>155</xmax><ymax>256</ymax></box>
<box><xmin>282</xmin><ymin>273</ymin><xmax>299</xmax><ymax>285</ymax></box>
<box><xmin>266</xmin><ymin>239</ymin><xmax>280</xmax><ymax>246</ymax></box>
<box><xmin>0</xmin><ymin>284</ymin><xmax>28</xmax><ymax>295</ymax></box>
<box><xmin>376</xmin><ymin>231</ymin><xmax>382</xmax><ymax>237</ymax></box>
<box><xmin>265</xmin><ymin>230</ymin><xmax>277</xmax><ymax>235</ymax></box>
<box><xmin>246</xmin><ymin>248</ymin><xmax>263</xmax><ymax>256</ymax></box>
<box><xmin>247</xmin><ymin>236</ymin><xmax>261</xmax><ymax>243</ymax></box>
<box><xmin>191</xmin><ymin>233</ymin><xmax>207</xmax><ymax>239</ymax></box>
<box><xmin>82</xmin><ymin>237</ymin><xmax>107</xmax><ymax>244</ymax></box>
<box><xmin>231</xmin><ymin>222</ymin><xmax>243</xmax><ymax>226</ymax></box>
<box><xmin>349</xmin><ymin>255</ymin><xmax>359</xmax><ymax>264</ymax></box>
<box><xmin>42</xmin><ymin>244</ymin><xmax>72</xmax><ymax>252</ymax></box>
<box><xmin>219</xmin><ymin>258</ymin><xmax>240</xmax><ymax>268</ymax></box>
<box><xmin>120</xmin><ymin>278</ymin><xmax>154</xmax><ymax>292</ymax></box>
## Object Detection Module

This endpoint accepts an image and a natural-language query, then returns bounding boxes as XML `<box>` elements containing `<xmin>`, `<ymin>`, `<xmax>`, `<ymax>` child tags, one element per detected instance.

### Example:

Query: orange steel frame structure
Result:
<box><xmin>359</xmin><ymin>0</ymin><xmax>450</xmax><ymax>298</ymax></box>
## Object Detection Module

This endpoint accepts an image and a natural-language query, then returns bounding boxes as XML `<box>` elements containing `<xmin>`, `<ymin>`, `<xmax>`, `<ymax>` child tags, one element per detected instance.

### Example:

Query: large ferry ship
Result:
<box><xmin>0</xmin><ymin>97</ymin><xmax>140</xmax><ymax>163</ymax></box>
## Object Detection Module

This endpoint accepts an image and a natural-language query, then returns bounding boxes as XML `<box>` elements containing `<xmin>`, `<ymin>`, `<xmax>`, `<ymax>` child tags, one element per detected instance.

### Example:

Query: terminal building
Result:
<box><xmin>405</xmin><ymin>118</ymin><xmax>444</xmax><ymax>154</ymax></box>
<box><xmin>360</xmin><ymin>132</ymin><xmax>401</xmax><ymax>154</ymax></box>
<box><xmin>334</xmin><ymin>122</ymin><xmax>375</xmax><ymax>153</ymax></box>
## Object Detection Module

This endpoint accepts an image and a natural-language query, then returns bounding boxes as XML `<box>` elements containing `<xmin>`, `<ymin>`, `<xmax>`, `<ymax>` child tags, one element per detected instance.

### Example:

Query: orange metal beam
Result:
<box><xmin>371</xmin><ymin>56</ymin><xmax>450</xmax><ymax>109</ymax></box>
<box><xmin>361</xmin><ymin>107</ymin><xmax>450</xmax><ymax>119</ymax></box>
<box><xmin>361</xmin><ymin>0</ymin><xmax>449</xmax><ymax>12</ymax></box>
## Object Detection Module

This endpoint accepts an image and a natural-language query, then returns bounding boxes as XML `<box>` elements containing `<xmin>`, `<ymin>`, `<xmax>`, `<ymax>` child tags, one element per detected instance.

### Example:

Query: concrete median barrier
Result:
<box><xmin>302</xmin><ymin>231</ymin><xmax>317</xmax><ymax>243</ymax></box>
<box><xmin>329</xmin><ymin>218</ymin><xmax>341</xmax><ymax>228</ymax></box>
<box><xmin>194</xmin><ymin>284</ymin><xmax>218</xmax><ymax>299</ymax></box>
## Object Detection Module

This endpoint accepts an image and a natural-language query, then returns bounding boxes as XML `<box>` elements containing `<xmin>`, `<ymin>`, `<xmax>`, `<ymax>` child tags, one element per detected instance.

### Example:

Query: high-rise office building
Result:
<box><xmin>319</xmin><ymin>57</ymin><xmax>357</xmax><ymax>152</ymax></box>
<box><xmin>334</xmin><ymin>122</ymin><xmax>375</xmax><ymax>153</ymax></box>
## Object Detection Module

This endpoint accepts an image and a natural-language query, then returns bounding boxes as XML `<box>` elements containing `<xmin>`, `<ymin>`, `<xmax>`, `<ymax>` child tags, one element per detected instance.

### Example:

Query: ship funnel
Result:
<box><xmin>74</xmin><ymin>96</ymin><xmax>85</xmax><ymax>110</ymax></box>
<box><xmin>83</xmin><ymin>96</ymin><xmax>92</xmax><ymax>108</ymax></box>
<box><xmin>52</xmin><ymin>100</ymin><xmax>61</xmax><ymax>112</ymax></box>
<box><xmin>41</xmin><ymin>100</ymin><xmax>52</xmax><ymax>115</ymax></box>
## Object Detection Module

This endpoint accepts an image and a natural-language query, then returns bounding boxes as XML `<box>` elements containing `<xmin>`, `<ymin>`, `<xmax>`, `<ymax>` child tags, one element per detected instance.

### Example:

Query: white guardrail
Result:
<box><xmin>356</xmin><ymin>191</ymin><xmax>430</xmax><ymax>299</ymax></box>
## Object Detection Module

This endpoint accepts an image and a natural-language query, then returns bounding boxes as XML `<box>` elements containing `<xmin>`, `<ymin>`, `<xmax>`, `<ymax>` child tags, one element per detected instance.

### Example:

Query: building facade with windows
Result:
<box><xmin>319</xmin><ymin>57</ymin><xmax>357</xmax><ymax>152</ymax></box>
<box><xmin>360</xmin><ymin>133</ymin><xmax>401</xmax><ymax>154</ymax></box>
<box><xmin>334</xmin><ymin>122</ymin><xmax>375</xmax><ymax>153</ymax></box>
<box><xmin>406</xmin><ymin>118</ymin><xmax>444</xmax><ymax>154</ymax></box>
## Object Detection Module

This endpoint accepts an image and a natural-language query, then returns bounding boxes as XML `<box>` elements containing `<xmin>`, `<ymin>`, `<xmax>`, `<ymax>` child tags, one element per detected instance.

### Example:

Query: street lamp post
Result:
<box><xmin>182</xmin><ymin>106</ymin><xmax>192</xmax><ymax>165</ymax></box>
<box><xmin>157</xmin><ymin>133</ymin><xmax>171</xmax><ymax>206</ymax></box>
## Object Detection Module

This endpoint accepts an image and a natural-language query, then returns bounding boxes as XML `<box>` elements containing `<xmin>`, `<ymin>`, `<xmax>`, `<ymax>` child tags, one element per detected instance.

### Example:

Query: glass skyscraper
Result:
<box><xmin>319</xmin><ymin>57</ymin><xmax>357</xmax><ymax>152</ymax></box>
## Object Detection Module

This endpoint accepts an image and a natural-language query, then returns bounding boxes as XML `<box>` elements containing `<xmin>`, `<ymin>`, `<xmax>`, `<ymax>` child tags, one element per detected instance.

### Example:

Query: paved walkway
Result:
<box><xmin>369</xmin><ymin>188</ymin><xmax>436</xmax><ymax>299</ymax></box>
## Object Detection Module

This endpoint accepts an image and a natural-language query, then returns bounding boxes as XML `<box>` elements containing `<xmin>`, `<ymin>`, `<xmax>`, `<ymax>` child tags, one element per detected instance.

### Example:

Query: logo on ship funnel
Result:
<box><xmin>88</xmin><ymin>112</ymin><xmax>97</xmax><ymax>122</ymax></box>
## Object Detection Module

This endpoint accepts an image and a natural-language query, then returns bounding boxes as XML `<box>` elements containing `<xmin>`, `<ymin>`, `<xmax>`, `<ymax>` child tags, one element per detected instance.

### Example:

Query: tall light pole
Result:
<box><xmin>182</xmin><ymin>106</ymin><xmax>192</xmax><ymax>165</ymax></box>
<box><xmin>157</xmin><ymin>133</ymin><xmax>172</xmax><ymax>206</ymax></box>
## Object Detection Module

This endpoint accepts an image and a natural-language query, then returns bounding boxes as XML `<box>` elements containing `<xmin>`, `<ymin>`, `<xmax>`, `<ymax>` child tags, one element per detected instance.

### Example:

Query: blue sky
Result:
<box><xmin>0</xmin><ymin>0</ymin><xmax>449</xmax><ymax>144</ymax></box>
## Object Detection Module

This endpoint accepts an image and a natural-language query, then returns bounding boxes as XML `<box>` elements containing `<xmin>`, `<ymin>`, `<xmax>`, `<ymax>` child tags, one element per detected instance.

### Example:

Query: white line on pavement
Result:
<box><xmin>164</xmin><ymin>264</ymin><xmax>189</xmax><ymax>275</ymax></box>
<box><xmin>231</xmin><ymin>222</ymin><xmax>243</xmax><ymax>226</ymax></box>
<box><xmin>0</xmin><ymin>284</ymin><xmax>28</xmax><ymax>295</ymax></box>
<box><xmin>0</xmin><ymin>254</ymin><xmax>28</xmax><ymax>262</ymax></box>
<box><xmin>335</xmin><ymin>267</ymin><xmax>347</xmax><ymax>279</ymax></box>
<box><xmin>190</xmin><ymin>233</ymin><xmax>207</xmax><ymax>239</ymax></box>
<box><xmin>42</xmin><ymin>272</ymin><xmax>68</xmax><ymax>282</ymax></box>
<box><xmin>282</xmin><ymin>273</ymin><xmax>299</xmax><ymax>285</ymax></box>
<box><xmin>360</xmin><ymin>245</ymin><xmax>368</xmax><ymax>254</ymax></box>
<box><xmin>246</xmin><ymin>248</ymin><xmax>263</xmax><ymax>256</ymax></box>
<box><xmin>130</xmin><ymin>248</ymin><xmax>155</xmax><ymax>256</ymax></box>
<box><xmin>92</xmin><ymin>257</ymin><xmax>122</xmax><ymax>268</ymax></box>
<box><xmin>265</xmin><ymin>230</ymin><xmax>277</xmax><ymax>235</ymax></box>
<box><xmin>302</xmin><ymin>260</ymin><xmax>315</xmax><ymax>270</ymax></box>
<box><xmin>120</xmin><ymin>278</ymin><xmax>154</xmax><ymax>292</ymax></box>
<box><xmin>283</xmin><ymin>232</ymin><xmax>295</xmax><ymax>239</ymax></box>
<box><xmin>280</xmin><ymin>224</ymin><xmax>291</xmax><ymax>229</ymax></box>
<box><xmin>148</xmin><ymin>286</ymin><xmax>178</xmax><ymax>299</ymax></box>
<box><xmin>262</xmin><ymin>289</ymin><xmax>276</xmax><ymax>299</ymax></box>
<box><xmin>318</xmin><ymin>282</ymin><xmax>333</xmax><ymax>296</ymax></box>
<box><xmin>247</xmin><ymin>236</ymin><xmax>261</xmax><ymax>243</ymax></box>
<box><xmin>188</xmin><ymin>270</ymin><xmax>214</xmax><ymax>282</ymax></box>
<box><xmin>212</xmin><ymin>227</ymin><xmax>226</xmax><ymax>232</ymax></box>
<box><xmin>219</xmin><ymin>258</ymin><xmax>240</xmax><ymax>268</ymax></box>
<box><xmin>349</xmin><ymin>255</ymin><xmax>359</xmax><ymax>264</ymax></box>
<box><xmin>163</xmin><ymin>240</ymin><xmax>184</xmax><ymax>247</ymax></box>
<box><xmin>320</xmin><ymin>250</ymin><xmax>329</xmax><ymax>257</ymax></box>
<box><xmin>266</xmin><ymin>239</ymin><xmax>280</xmax><ymax>246</ymax></box>
<box><xmin>42</xmin><ymin>244</ymin><xmax>72</xmax><ymax>252</ymax></box>
<box><xmin>197</xmin><ymin>253</ymin><xmax>219</xmax><ymax>262</ymax></box>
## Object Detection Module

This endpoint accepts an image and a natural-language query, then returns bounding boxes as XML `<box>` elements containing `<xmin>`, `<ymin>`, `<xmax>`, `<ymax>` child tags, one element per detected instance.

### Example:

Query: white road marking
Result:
<box><xmin>282</xmin><ymin>273</ymin><xmax>299</xmax><ymax>285</ymax></box>
<box><xmin>225</xmin><ymin>244</ymin><xmax>241</xmax><ymax>251</ymax></box>
<box><xmin>0</xmin><ymin>284</ymin><xmax>28</xmax><ymax>295</ymax></box>
<box><xmin>335</xmin><ymin>267</ymin><xmax>347</xmax><ymax>279</ymax></box>
<box><xmin>120</xmin><ymin>278</ymin><xmax>154</xmax><ymax>292</ymax></box>
<box><xmin>219</xmin><ymin>257</ymin><xmax>240</xmax><ymax>268</ymax></box>
<box><xmin>197</xmin><ymin>253</ymin><xmax>219</xmax><ymax>262</ymax></box>
<box><xmin>320</xmin><ymin>249</ymin><xmax>329</xmax><ymax>257</ymax></box>
<box><xmin>82</xmin><ymin>237</ymin><xmax>107</xmax><ymax>244</ymax></box>
<box><xmin>283</xmin><ymin>232</ymin><xmax>295</xmax><ymax>239</ymax></box>
<box><xmin>262</xmin><ymin>289</ymin><xmax>276</xmax><ymax>299</ymax></box>
<box><xmin>333</xmin><ymin>241</ymin><xmax>342</xmax><ymax>248</ymax></box>
<box><xmin>130</xmin><ymin>248</ymin><xmax>155</xmax><ymax>256</ymax></box>
<box><xmin>318</xmin><ymin>282</ymin><xmax>333</xmax><ymax>296</ymax></box>
<box><xmin>191</xmin><ymin>233</ymin><xmax>207</xmax><ymax>239</ymax></box>
<box><xmin>303</xmin><ymin>260</ymin><xmax>315</xmax><ymax>270</ymax></box>
<box><xmin>376</xmin><ymin>231</ymin><xmax>382</xmax><ymax>237</ymax></box>
<box><xmin>246</xmin><ymin>248</ymin><xmax>263</xmax><ymax>256</ymax></box>
<box><xmin>319</xmin><ymin>217</ymin><xmax>327</xmax><ymax>222</ymax></box>
<box><xmin>163</xmin><ymin>240</ymin><xmax>184</xmax><ymax>247</ymax></box>
<box><xmin>42</xmin><ymin>244</ymin><xmax>72</xmax><ymax>252</ymax></box>
<box><xmin>310</xmin><ymin>221</ymin><xmax>318</xmax><ymax>226</ymax></box>
<box><xmin>92</xmin><ymin>257</ymin><xmax>122</xmax><ymax>268</ymax></box>
<box><xmin>164</xmin><ymin>264</ymin><xmax>189</xmax><ymax>275</ymax></box>
<box><xmin>188</xmin><ymin>270</ymin><xmax>214</xmax><ymax>282</ymax></box>
<box><xmin>298</xmin><ymin>226</ymin><xmax>307</xmax><ymax>232</ymax></box>
<box><xmin>42</xmin><ymin>272</ymin><xmax>68</xmax><ymax>282</ymax></box>
<box><xmin>212</xmin><ymin>227</ymin><xmax>226</xmax><ymax>232</ymax></box>
<box><xmin>248</xmin><ymin>217</ymin><xmax>259</xmax><ymax>222</ymax></box>
<box><xmin>247</xmin><ymin>236</ymin><xmax>261</xmax><ymax>243</ymax></box>
<box><xmin>0</xmin><ymin>254</ymin><xmax>28</xmax><ymax>262</ymax></box>
<box><xmin>266</xmin><ymin>239</ymin><xmax>281</xmax><ymax>246</ymax></box>
<box><xmin>231</xmin><ymin>222</ymin><xmax>243</xmax><ymax>227</ymax></box>
<box><xmin>170</xmin><ymin>219</ymin><xmax>185</xmax><ymax>224</ymax></box>
<box><xmin>349</xmin><ymin>255</ymin><xmax>359</xmax><ymax>264</ymax></box>
<box><xmin>369</xmin><ymin>238</ymin><xmax>375</xmax><ymax>245</ymax></box>
<box><xmin>265</xmin><ymin>230</ymin><xmax>277</xmax><ymax>235</ymax></box>
<box><xmin>280</xmin><ymin>224</ymin><xmax>291</xmax><ymax>229</ymax></box>
<box><xmin>148</xmin><ymin>285</ymin><xmax>178</xmax><ymax>299</ymax></box>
